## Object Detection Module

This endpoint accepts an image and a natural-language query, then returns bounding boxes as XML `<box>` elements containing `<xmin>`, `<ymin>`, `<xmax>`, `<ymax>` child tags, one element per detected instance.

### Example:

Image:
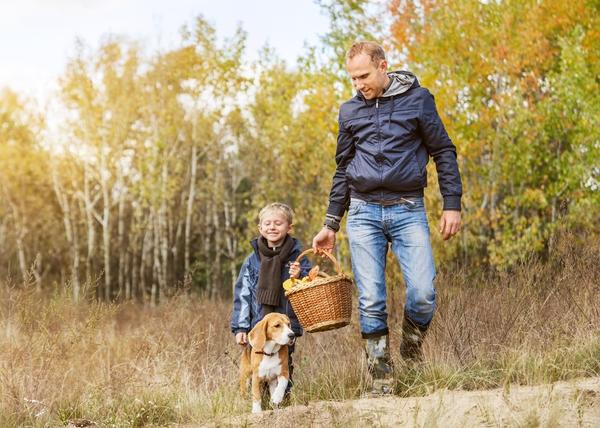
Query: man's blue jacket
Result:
<box><xmin>230</xmin><ymin>237</ymin><xmax>311</xmax><ymax>336</ymax></box>
<box><xmin>326</xmin><ymin>71</ymin><xmax>463</xmax><ymax>218</ymax></box>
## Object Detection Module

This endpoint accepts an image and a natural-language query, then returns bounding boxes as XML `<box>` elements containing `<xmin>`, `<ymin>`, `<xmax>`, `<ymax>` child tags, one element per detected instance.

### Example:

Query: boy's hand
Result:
<box><xmin>289</xmin><ymin>261</ymin><xmax>301</xmax><ymax>279</ymax></box>
<box><xmin>235</xmin><ymin>332</ymin><xmax>248</xmax><ymax>346</ymax></box>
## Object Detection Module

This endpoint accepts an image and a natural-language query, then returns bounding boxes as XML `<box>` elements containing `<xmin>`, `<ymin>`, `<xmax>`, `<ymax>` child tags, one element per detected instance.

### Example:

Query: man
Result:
<box><xmin>312</xmin><ymin>41</ymin><xmax>462</xmax><ymax>393</ymax></box>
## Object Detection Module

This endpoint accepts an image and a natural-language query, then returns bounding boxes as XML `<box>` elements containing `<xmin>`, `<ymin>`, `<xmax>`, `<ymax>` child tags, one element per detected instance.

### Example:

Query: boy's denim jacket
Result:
<box><xmin>230</xmin><ymin>237</ymin><xmax>311</xmax><ymax>336</ymax></box>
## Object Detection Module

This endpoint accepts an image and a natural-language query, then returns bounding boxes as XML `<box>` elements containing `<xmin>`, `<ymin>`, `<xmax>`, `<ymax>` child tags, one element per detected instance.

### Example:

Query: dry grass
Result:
<box><xmin>0</xmin><ymin>232</ymin><xmax>598</xmax><ymax>426</ymax></box>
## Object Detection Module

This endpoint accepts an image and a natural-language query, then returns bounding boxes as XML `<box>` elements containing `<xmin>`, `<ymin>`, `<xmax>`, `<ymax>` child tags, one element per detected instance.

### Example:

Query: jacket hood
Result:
<box><xmin>355</xmin><ymin>70</ymin><xmax>419</xmax><ymax>102</ymax></box>
<box><xmin>382</xmin><ymin>71</ymin><xmax>418</xmax><ymax>97</ymax></box>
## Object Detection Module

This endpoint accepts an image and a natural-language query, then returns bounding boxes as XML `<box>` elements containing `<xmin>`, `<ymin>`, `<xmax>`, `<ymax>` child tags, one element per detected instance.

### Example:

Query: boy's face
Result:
<box><xmin>258</xmin><ymin>210</ymin><xmax>292</xmax><ymax>247</ymax></box>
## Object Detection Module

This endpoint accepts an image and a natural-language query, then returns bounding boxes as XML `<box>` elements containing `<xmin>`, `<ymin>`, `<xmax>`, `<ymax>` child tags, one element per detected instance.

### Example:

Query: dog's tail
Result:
<box><xmin>239</xmin><ymin>344</ymin><xmax>251</xmax><ymax>367</ymax></box>
<box><xmin>239</xmin><ymin>345</ymin><xmax>252</xmax><ymax>397</ymax></box>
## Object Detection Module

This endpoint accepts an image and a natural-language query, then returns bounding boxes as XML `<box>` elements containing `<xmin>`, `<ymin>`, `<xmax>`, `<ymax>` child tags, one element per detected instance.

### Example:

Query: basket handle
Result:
<box><xmin>295</xmin><ymin>249</ymin><xmax>342</xmax><ymax>275</ymax></box>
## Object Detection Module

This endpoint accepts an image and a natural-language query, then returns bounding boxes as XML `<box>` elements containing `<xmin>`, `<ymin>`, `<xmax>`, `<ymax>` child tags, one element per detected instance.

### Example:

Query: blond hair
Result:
<box><xmin>258</xmin><ymin>202</ymin><xmax>294</xmax><ymax>224</ymax></box>
<box><xmin>346</xmin><ymin>41</ymin><xmax>386</xmax><ymax>64</ymax></box>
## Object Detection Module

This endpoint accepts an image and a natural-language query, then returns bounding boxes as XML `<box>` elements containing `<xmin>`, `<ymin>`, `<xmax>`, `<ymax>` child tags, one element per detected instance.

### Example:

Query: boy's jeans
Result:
<box><xmin>346</xmin><ymin>197</ymin><xmax>436</xmax><ymax>338</ymax></box>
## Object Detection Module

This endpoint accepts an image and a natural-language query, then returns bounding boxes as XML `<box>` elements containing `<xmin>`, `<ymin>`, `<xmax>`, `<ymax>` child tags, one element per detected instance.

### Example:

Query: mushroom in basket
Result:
<box><xmin>283</xmin><ymin>265</ymin><xmax>320</xmax><ymax>291</ymax></box>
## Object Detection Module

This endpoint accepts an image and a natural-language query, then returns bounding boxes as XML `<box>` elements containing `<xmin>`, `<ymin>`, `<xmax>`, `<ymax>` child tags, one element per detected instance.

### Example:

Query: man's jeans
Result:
<box><xmin>346</xmin><ymin>197</ymin><xmax>436</xmax><ymax>338</ymax></box>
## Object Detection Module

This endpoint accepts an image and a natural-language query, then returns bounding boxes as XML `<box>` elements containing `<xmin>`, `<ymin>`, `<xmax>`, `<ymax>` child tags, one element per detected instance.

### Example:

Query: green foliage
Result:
<box><xmin>388</xmin><ymin>0</ymin><xmax>600</xmax><ymax>267</ymax></box>
<box><xmin>317</xmin><ymin>0</ymin><xmax>383</xmax><ymax>79</ymax></box>
<box><xmin>0</xmin><ymin>2</ymin><xmax>599</xmax><ymax>293</ymax></box>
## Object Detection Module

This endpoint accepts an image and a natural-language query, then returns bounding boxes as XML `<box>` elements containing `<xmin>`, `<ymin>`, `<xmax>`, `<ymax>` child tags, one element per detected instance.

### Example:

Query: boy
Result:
<box><xmin>230</xmin><ymin>202</ymin><xmax>310</xmax><ymax>397</ymax></box>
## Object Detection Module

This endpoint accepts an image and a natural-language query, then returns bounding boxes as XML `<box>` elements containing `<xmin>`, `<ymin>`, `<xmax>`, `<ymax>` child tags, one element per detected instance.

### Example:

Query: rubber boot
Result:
<box><xmin>365</xmin><ymin>335</ymin><xmax>394</xmax><ymax>395</ymax></box>
<box><xmin>399</xmin><ymin>314</ymin><xmax>429</xmax><ymax>363</ymax></box>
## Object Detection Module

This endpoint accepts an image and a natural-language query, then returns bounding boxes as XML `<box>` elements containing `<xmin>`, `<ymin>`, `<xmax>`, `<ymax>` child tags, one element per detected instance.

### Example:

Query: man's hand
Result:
<box><xmin>312</xmin><ymin>227</ymin><xmax>336</xmax><ymax>252</ymax></box>
<box><xmin>235</xmin><ymin>332</ymin><xmax>248</xmax><ymax>346</ymax></box>
<box><xmin>439</xmin><ymin>210</ymin><xmax>461</xmax><ymax>240</ymax></box>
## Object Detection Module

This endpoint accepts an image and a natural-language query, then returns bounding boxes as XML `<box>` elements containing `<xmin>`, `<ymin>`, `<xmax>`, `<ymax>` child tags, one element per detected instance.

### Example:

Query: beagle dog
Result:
<box><xmin>239</xmin><ymin>312</ymin><xmax>296</xmax><ymax>413</ymax></box>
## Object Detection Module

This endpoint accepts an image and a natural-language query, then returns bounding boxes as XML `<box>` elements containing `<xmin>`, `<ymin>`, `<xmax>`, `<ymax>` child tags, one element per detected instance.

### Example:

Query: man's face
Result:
<box><xmin>346</xmin><ymin>53</ymin><xmax>388</xmax><ymax>100</ymax></box>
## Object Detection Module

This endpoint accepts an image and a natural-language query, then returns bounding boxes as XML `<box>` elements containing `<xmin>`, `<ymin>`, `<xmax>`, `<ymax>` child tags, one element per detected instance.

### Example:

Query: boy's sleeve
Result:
<box><xmin>230</xmin><ymin>257</ymin><xmax>253</xmax><ymax>334</ymax></box>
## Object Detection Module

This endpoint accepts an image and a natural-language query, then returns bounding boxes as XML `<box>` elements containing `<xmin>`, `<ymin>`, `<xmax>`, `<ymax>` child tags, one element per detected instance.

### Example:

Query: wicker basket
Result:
<box><xmin>285</xmin><ymin>249</ymin><xmax>353</xmax><ymax>333</ymax></box>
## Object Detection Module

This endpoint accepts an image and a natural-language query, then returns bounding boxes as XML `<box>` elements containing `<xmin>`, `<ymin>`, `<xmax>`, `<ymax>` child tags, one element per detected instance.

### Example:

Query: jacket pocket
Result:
<box><xmin>382</xmin><ymin>152</ymin><xmax>423</xmax><ymax>191</ymax></box>
<box><xmin>346</xmin><ymin>153</ymin><xmax>380</xmax><ymax>193</ymax></box>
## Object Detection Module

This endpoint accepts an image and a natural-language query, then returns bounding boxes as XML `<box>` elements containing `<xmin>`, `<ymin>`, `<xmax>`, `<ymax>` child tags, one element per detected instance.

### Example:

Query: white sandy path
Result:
<box><xmin>220</xmin><ymin>377</ymin><xmax>600</xmax><ymax>427</ymax></box>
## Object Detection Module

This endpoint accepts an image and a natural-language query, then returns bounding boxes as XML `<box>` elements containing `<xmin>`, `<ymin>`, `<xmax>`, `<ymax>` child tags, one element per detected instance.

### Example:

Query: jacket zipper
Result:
<box><xmin>375</xmin><ymin>98</ymin><xmax>383</xmax><ymax>188</ymax></box>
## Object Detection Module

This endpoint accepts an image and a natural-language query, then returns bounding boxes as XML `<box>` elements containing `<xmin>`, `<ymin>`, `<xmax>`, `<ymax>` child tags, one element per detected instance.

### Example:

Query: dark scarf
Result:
<box><xmin>256</xmin><ymin>235</ymin><xmax>295</xmax><ymax>307</ymax></box>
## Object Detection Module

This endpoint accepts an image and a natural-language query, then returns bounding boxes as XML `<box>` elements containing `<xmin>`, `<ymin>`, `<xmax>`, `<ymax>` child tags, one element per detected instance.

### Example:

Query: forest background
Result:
<box><xmin>1</xmin><ymin>0</ymin><xmax>598</xmax><ymax>303</ymax></box>
<box><xmin>2</xmin><ymin>0</ymin><xmax>600</xmax><ymax>426</ymax></box>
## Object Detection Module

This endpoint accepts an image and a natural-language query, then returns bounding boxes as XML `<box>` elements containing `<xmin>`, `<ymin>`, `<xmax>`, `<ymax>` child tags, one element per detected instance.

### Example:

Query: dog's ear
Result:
<box><xmin>248</xmin><ymin>317</ymin><xmax>268</xmax><ymax>352</ymax></box>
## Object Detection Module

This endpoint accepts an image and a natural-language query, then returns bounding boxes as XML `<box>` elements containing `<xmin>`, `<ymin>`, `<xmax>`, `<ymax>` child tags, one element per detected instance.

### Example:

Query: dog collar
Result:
<box><xmin>254</xmin><ymin>350</ymin><xmax>275</xmax><ymax>356</ymax></box>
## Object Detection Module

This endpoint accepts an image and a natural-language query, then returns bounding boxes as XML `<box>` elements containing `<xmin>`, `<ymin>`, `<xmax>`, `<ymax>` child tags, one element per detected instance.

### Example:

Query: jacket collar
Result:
<box><xmin>356</xmin><ymin>70</ymin><xmax>420</xmax><ymax>104</ymax></box>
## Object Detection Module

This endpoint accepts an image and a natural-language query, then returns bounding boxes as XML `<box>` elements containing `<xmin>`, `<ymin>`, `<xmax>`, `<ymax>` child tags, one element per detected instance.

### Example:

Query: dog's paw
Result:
<box><xmin>271</xmin><ymin>391</ymin><xmax>284</xmax><ymax>405</ymax></box>
<box><xmin>271</xmin><ymin>378</ymin><xmax>288</xmax><ymax>406</ymax></box>
<box><xmin>252</xmin><ymin>401</ymin><xmax>262</xmax><ymax>413</ymax></box>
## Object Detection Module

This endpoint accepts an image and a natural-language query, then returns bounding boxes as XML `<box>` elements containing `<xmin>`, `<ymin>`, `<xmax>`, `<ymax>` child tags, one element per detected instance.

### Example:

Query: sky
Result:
<box><xmin>0</xmin><ymin>0</ymin><xmax>331</xmax><ymax>104</ymax></box>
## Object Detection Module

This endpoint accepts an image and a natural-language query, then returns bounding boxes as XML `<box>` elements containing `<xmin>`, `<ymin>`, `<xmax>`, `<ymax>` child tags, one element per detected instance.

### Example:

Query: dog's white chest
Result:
<box><xmin>258</xmin><ymin>354</ymin><xmax>282</xmax><ymax>379</ymax></box>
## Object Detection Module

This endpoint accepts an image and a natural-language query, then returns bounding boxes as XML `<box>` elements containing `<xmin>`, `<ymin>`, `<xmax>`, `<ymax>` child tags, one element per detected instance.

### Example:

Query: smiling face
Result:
<box><xmin>346</xmin><ymin>52</ymin><xmax>389</xmax><ymax>100</ymax></box>
<box><xmin>258</xmin><ymin>209</ymin><xmax>292</xmax><ymax>247</ymax></box>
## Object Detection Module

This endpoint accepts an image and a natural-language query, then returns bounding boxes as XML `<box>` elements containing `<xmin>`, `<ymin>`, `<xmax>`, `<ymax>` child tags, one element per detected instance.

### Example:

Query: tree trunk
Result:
<box><xmin>100</xmin><ymin>153</ymin><xmax>112</xmax><ymax>301</ymax></box>
<box><xmin>81</xmin><ymin>164</ymin><xmax>98</xmax><ymax>298</ymax></box>
<box><xmin>130</xmin><ymin>233</ymin><xmax>139</xmax><ymax>301</ymax></box>
<box><xmin>6</xmin><ymin>199</ymin><xmax>28</xmax><ymax>284</ymax></box>
<box><xmin>185</xmin><ymin>145</ymin><xmax>197</xmax><ymax>280</ymax></box>
<box><xmin>32</xmin><ymin>253</ymin><xmax>43</xmax><ymax>291</ymax></box>
<box><xmin>171</xmin><ymin>176</ymin><xmax>186</xmax><ymax>288</ymax></box>
<box><xmin>160</xmin><ymin>162</ymin><xmax>169</xmax><ymax>295</ymax></box>
<box><xmin>211</xmin><ymin>201</ymin><xmax>221</xmax><ymax>299</ymax></box>
<box><xmin>52</xmin><ymin>168</ymin><xmax>81</xmax><ymax>301</ymax></box>
<box><xmin>152</xmin><ymin>209</ymin><xmax>161</xmax><ymax>306</ymax></box>
<box><xmin>117</xmin><ymin>180</ymin><xmax>127</xmax><ymax>300</ymax></box>
<box><xmin>203</xmin><ymin>207</ymin><xmax>212</xmax><ymax>295</ymax></box>
<box><xmin>223</xmin><ymin>200</ymin><xmax>238</xmax><ymax>295</ymax></box>
<box><xmin>15</xmin><ymin>231</ymin><xmax>28</xmax><ymax>285</ymax></box>
<box><xmin>124</xmin><ymin>250</ymin><xmax>131</xmax><ymax>300</ymax></box>
<box><xmin>172</xmin><ymin>211</ymin><xmax>184</xmax><ymax>287</ymax></box>
<box><xmin>140</xmin><ymin>211</ymin><xmax>153</xmax><ymax>302</ymax></box>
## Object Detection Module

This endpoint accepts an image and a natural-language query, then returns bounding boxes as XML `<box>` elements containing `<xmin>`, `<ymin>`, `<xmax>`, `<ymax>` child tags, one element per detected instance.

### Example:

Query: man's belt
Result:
<box><xmin>366</xmin><ymin>197</ymin><xmax>417</xmax><ymax>207</ymax></box>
